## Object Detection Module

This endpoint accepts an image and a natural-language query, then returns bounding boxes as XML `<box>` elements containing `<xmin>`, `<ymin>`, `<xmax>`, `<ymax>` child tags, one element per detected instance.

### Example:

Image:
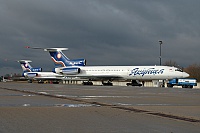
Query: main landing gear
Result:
<box><xmin>126</xmin><ymin>80</ymin><xmax>142</xmax><ymax>86</ymax></box>
<box><xmin>82</xmin><ymin>81</ymin><xmax>93</xmax><ymax>85</ymax></box>
<box><xmin>102</xmin><ymin>81</ymin><xmax>113</xmax><ymax>86</ymax></box>
<box><xmin>82</xmin><ymin>80</ymin><xmax>113</xmax><ymax>86</ymax></box>
<box><xmin>28</xmin><ymin>79</ymin><xmax>33</xmax><ymax>83</ymax></box>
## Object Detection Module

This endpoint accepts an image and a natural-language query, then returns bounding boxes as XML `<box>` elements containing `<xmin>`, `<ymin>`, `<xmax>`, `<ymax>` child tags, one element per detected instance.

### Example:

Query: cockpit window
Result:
<box><xmin>175</xmin><ymin>68</ymin><xmax>183</xmax><ymax>72</ymax></box>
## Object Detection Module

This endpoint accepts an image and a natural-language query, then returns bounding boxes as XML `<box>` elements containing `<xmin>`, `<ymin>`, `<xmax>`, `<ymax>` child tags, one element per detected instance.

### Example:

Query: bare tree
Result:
<box><xmin>164</xmin><ymin>60</ymin><xmax>179</xmax><ymax>68</ymax></box>
<box><xmin>184</xmin><ymin>64</ymin><xmax>200</xmax><ymax>82</ymax></box>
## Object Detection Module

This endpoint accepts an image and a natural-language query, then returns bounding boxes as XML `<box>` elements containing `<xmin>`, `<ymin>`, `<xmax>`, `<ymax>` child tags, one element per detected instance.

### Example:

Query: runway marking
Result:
<box><xmin>20</xmin><ymin>103</ymin><xmax>99</xmax><ymax>107</ymax></box>
<box><xmin>23</xmin><ymin>95</ymin><xmax>35</xmax><ymax>97</ymax></box>
<box><xmin>38</xmin><ymin>92</ymin><xmax>48</xmax><ymax>95</ymax></box>
<box><xmin>0</xmin><ymin>94</ymin><xmax>35</xmax><ymax>97</ymax></box>
<box><xmin>80</xmin><ymin>98</ymin><xmax>96</xmax><ymax>100</ymax></box>
<box><xmin>54</xmin><ymin>104</ymin><xmax>100</xmax><ymax>107</ymax></box>
<box><xmin>55</xmin><ymin>94</ymin><xmax>78</xmax><ymax>98</ymax></box>
<box><xmin>114</xmin><ymin>103</ymin><xmax>132</xmax><ymax>106</ymax></box>
<box><xmin>139</xmin><ymin>93</ymin><xmax>169</xmax><ymax>95</ymax></box>
<box><xmin>136</xmin><ymin>104</ymin><xmax>171</xmax><ymax>106</ymax></box>
<box><xmin>23</xmin><ymin>104</ymin><xmax>30</xmax><ymax>107</ymax></box>
<box><xmin>80</xmin><ymin>96</ymin><xmax>134</xmax><ymax>98</ymax></box>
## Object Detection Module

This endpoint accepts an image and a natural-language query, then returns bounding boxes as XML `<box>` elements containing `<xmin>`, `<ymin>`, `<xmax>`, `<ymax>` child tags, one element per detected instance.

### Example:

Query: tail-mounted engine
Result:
<box><xmin>25</xmin><ymin>73</ymin><xmax>39</xmax><ymax>78</ymax></box>
<box><xmin>52</xmin><ymin>67</ymin><xmax>81</xmax><ymax>75</ymax></box>
<box><xmin>61</xmin><ymin>67</ymin><xmax>81</xmax><ymax>75</ymax></box>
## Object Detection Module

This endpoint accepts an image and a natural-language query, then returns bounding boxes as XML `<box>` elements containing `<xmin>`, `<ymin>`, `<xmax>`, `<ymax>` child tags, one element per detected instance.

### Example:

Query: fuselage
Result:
<box><xmin>56</xmin><ymin>65</ymin><xmax>189</xmax><ymax>80</ymax></box>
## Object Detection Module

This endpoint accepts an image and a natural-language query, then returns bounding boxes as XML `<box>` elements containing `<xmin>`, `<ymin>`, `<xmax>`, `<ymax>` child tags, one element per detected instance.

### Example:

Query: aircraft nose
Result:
<box><xmin>183</xmin><ymin>72</ymin><xmax>189</xmax><ymax>78</ymax></box>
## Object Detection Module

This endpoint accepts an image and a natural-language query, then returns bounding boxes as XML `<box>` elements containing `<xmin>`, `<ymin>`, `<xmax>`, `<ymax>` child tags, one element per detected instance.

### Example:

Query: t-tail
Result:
<box><xmin>18</xmin><ymin>60</ymin><xmax>42</xmax><ymax>73</ymax></box>
<box><xmin>44</xmin><ymin>48</ymin><xmax>86</xmax><ymax>67</ymax></box>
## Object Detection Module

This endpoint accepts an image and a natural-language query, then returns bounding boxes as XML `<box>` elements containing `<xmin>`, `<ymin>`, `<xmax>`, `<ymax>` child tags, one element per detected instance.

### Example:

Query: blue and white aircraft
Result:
<box><xmin>18</xmin><ymin>60</ymin><xmax>63</xmax><ymax>83</ymax></box>
<box><xmin>43</xmin><ymin>48</ymin><xmax>189</xmax><ymax>86</ymax></box>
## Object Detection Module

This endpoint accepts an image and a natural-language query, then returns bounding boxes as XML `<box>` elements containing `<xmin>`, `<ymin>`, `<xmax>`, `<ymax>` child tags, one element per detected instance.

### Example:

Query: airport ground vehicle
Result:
<box><xmin>167</xmin><ymin>78</ymin><xmax>197</xmax><ymax>88</ymax></box>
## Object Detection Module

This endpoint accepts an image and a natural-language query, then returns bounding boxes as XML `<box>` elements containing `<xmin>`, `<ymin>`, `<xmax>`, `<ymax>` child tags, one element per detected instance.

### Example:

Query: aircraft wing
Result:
<box><xmin>34</xmin><ymin>76</ymin><xmax>64</xmax><ymax>80</ymax></box>
<box><xmin>65</xmin><ymin>74</ymin><xmax>124</xmax><ymax>81</ymax></box>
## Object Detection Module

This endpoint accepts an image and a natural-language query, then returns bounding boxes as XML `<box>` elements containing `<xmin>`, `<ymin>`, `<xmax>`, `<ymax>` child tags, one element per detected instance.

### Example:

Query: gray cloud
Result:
<box><xmin>0</xmin><ymin>0</ymin><xmax>200</xmax><ymax>75</ymax></box>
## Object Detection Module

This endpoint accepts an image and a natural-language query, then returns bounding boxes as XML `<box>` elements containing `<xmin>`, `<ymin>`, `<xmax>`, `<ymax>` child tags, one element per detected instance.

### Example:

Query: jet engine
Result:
<box><xmin>61</xmin><ymin>67</ymin><xmax>81</xmax><ymax>75</ymax></box>
<box><xmin>25</xmin><ymin>73</ymin><xmax>38</xmax><ymax>78</ymax></box>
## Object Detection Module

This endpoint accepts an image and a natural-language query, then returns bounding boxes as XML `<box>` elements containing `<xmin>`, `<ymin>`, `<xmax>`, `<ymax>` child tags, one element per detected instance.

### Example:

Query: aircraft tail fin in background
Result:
<box><xmin>18</xmin><ymin>60</ymin><xmax>42</xmax><ymax>73</ymax></box>
<box><xmin>18</xmin><ymin>60</ymin><xmax>33</xmax><ymax>72</ymax></box>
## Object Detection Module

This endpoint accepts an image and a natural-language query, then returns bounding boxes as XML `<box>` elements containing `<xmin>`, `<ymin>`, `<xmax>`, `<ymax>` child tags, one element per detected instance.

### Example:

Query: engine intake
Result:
<box><xmin>52</xmin><ymin>68</ymin><xmax>61</xmax><ymax>73</ymax></box>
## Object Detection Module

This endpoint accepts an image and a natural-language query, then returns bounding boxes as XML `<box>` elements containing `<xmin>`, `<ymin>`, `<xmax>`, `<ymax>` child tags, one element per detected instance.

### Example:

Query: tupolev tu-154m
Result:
<box><xmin>42</xmin><ymin>48</ymin><xmax>189</xmax><ymax>86</ymax></box>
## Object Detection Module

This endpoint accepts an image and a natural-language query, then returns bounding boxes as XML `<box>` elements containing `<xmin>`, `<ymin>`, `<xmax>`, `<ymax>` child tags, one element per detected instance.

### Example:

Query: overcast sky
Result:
<box><xmin>0</xmin><ymin>0</ymin><xmax>200</xmax><ymax>75</ymax></box>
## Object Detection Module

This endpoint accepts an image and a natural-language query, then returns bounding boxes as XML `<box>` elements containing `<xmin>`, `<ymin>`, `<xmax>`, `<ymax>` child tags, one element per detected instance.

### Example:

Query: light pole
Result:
<box><xmin>159</xmin><ymin>40</ymin><xmax>165</xmax><ymax>87</ymax></box>
<box><xmin>159</xmin><ymin>40</ymin><xmax>163</xmax><ymax>65</ymax></box>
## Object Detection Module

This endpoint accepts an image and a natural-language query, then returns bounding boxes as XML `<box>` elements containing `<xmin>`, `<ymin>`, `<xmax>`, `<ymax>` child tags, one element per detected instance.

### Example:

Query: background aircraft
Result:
<box><xmin>18</xmin><ymin>60</ymin><xmax>63</xmax><ymax>83</ymax></box>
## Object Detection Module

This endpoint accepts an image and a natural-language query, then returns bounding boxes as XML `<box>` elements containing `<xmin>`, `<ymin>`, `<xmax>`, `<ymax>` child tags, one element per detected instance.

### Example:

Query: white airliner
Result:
<box><xmin>18</xmin><ymin>60</ymin><xmax>64</xmax><ymax>83</ymax></box>
<box><xmin>42</xmin><ymin>48</ymin><xmax>189</xmax><ymax>86</ymax></box>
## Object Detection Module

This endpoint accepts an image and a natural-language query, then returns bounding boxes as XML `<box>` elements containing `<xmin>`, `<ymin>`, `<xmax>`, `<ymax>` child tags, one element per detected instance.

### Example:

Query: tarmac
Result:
<box><xmin>0</xmin><ymin>82</ymin><xmax>200</xmax><ymax>133</ymax></box>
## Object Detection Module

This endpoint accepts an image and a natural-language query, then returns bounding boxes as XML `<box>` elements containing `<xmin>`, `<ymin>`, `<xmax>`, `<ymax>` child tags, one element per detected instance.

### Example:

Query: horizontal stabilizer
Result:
<box><xmin>25</xmin><ymin>46</ymin><xmax>43</xmax><ymax>50</ymax></box>
<box><xmin>18</xmin><ymin>60</ymin><xmax>32</xmax><ymax>63</ymax></box>
<box><xmin>44</xmin><ymin>48</ymin><xmax>68</xmax><ymax>52</ymax></box>
<box><xmin>25</xmin><ymin>46</ymin><xmax>68</xmax><ymax>51</ymax></box>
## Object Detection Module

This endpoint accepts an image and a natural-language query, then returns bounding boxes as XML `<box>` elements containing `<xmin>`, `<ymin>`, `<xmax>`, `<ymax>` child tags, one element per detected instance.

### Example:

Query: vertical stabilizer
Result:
<box><xmin>18</xmin><ymin>60</ymin><xmax>32</xmax><ymax>72</ymax></box>
<box><xmin>44</xmin><ymin>48</ymin><xmax>86</xmax><ymax>67</ymax></box>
